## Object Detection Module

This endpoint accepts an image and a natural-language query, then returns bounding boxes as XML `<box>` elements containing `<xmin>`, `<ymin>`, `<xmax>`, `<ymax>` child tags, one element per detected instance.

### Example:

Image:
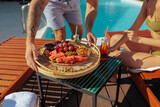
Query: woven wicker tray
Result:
<box><xmin>36</xmin><ymin>40</ymin><xmax>100</xmax><ymax>79</ymax></box>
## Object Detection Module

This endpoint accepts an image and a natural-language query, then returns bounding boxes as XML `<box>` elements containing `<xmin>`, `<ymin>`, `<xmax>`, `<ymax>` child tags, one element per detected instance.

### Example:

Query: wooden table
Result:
<box><xmin>0</xmin><ymin>36</ymin><xmax>54</xmax><ymax>101</ymax></box>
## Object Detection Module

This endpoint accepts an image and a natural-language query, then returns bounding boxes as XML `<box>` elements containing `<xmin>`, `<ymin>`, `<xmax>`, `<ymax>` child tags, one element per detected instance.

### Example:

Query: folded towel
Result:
<box><xmin>130</xmin><ymin>66</ymin><xmax>160</xmax><ymax>73</ymax></box>
<box><xmin>3</xmin><ymin>91</ymin><xmax>38</xmax><ymax>107</ymax></box>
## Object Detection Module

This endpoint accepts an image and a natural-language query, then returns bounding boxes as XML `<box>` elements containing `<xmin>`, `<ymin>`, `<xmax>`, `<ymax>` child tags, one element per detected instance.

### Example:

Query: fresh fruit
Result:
<box><xmin>76</xmin><ymin>47</ymin><xmax>90</xmax><ymax>57</ymax></box>
<box><xmin>63</xmin><ymin>42</ymin><xmax>68</xmax><ymax>47</ymax></box>
<box><xmin>50</xmin><ymin>47</ymin><xmax>54</xmax><ymax>51</ymax></box>
<box><xmin>65</xmin><ymin>51</ymin><xmax>76</xmax><ymax>56</ymax></box>
<box><xmin>58</xmin><ymin>43</ymin><xmax>63</xmax><ymax>48</ymax></box>
<box><xmin>80</xmin><ymin>45</ymin><xmax>87</xmax><ymax>48</ymax></box>
<box><xmin>54</xmin><ymin>45</ymin><xmax>59</xmax><ymax>51</ymax></box>
<box><xmin>55</xmin><ymin>56</ymin><xmax>67</xmax><ymax>63</ymax></box>
<box><xmin>44</xmin><ymin>43</ymin><xmax>55</xmax><ymax>51</ymax></box>
<box><xmin>58</xmin><ymin>48</ymin><xmax>64</xmax><ymax>52</ymax></box>
<box><xmin>43</xmin><ymin>49</ymin><xmax>50</xmax><ymax>56</ymax></box>
<box><xmin>50</xmin><ymin>52</ymin><xmax>65</xmax><ymax>60</ymax></box>
<box><xmin>67</xmin><ymin>42</ymin><xmax>72</xmax><ymax>47</ymax></box>
<box><xmin>74</xmin><ymin>56</ymin><xmax>88</xmax><ymax>62</ymax></box>
<box><xmin>49</xmin><ymin>50</ymin><xmax>57</xmax><ymax>56</ymax></box>
<box><xmin>65</xmin><ymin>56</ymin><xmax>75</xmax><ymax>64</ymax></box>
<box><xmin>74</xmin><ymin>46</ymin><xmax>79</xmax><ymax>51</ymax></box>
<box><xmin>63</xmin><ymin>47</ymin><xmax>68</xmax><ymax>52</ymax></box>
<box><xmin>68</xmin><ymin>46</ymin><xmax>74</xmax><ymax>51</ymax></box>
<box><xmin>56</xmin><ymin>57</ymin><xmax>64</xmax><ymax>63</ymax></box>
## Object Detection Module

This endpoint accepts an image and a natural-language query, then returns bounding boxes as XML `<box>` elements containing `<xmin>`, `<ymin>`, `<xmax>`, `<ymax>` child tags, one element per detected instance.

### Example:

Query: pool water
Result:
<box><xmin>44</xmin><ymin>0</ymin><xmax>148</xmax><ymax>39</ymax></box>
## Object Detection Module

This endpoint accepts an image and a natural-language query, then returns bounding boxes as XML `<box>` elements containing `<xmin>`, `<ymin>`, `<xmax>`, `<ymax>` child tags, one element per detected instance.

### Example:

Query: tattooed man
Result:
<box><xmin>25</xmin><ymin>0</ymin><xmax>98</xmax><ymax>71</ymax></box>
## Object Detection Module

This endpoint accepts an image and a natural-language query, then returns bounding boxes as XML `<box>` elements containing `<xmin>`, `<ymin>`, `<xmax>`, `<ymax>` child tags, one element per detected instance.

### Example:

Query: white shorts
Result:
<box><xmin>43</xmin><ymin>0</ymin><xmax>82</xmax><ymax>30</ymax></box>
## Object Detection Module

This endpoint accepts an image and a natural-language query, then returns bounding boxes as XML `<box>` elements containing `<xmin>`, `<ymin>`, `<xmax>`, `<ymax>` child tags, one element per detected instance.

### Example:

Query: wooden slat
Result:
<box><xmin>0</xmin><ymin>69</ymin><xmax>22</xmax><ymax>75</ymax></box>
<box><xmin>141</xmin><ymin>70</ymin><xmax>160</xmax><ymax>79</ymax></box>
<box><xmin>0</xmin><ymin>36</ymin><xmax>47</xmax><ymax>101</ymax></box>
<box><xmin>130</xmin><ymin>72</ymin><xmax>160</xmax><ymax>107</ymax></box>
<box><xmin>0</xmin><ymin>61</ymin><xmax>26</xmax><ymax>66</ymax></box>
<box><xmin>0</xmin><ymin>57</ymin><xmax>26</xmax><ymax>62</ymax></box>
<box><xmin>0</xmin><ymin>46</ymin><xmax>25</xmax><ymax>49</ymax></box>
<box><xmin>0</xmin><ymin>68</ymin><xmax>33</xmax><ymax>100</ymax></box>
<box><xmin>0</xmin><ymin>65</ymin><xmax>28</xmax><ymax>71</ymax></box>
<box><xmin>0</xmin><ymin>80</ymin><xmax>13</xmax><ymax>87</ymax></box>
<box><xmin>0</xmin><ymin>51</ymin><xmax>25</xmax><ymax>55</ymax></box>
<box><xmin>0</xmin><ymin>87</ymin><xmax>8</xmax><ymax>94</ymax></box>
<box><xmin>0</xmin><ymin>75</ymin><xmax>18</xmax><ymax>81</ymax></box>
<box><xmin>0</xmin><ymin>54</ymin><xmax>25</xmax><ymax>58</ymax></box>
<box><xmin>0</xmin><ymin>48</ymin><xmax>25</xmax><ymax>53</ymax></box>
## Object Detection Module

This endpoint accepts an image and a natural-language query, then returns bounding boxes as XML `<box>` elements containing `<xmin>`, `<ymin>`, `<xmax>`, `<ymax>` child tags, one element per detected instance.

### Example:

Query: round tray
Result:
<box><xmin>36</xmin><ymin>40</ymin><xmax>100</xmax><ymax>79</ymax></box>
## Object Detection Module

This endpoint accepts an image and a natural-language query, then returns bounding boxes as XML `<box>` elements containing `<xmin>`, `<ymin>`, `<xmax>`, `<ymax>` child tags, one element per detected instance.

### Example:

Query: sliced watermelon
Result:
<box><xmin>50</xmin><ymin>52</ymin><xmax>65</xmax><ymax>60</ymax></box>
<box><xmin>61</xmin><ymin>56</ymin><xmax>66</xmax><ymax>62</ymax></box>
<box><xmin>49</xmin><ymin>50</ymin><xmax>57</xmax><ymax>56</ymax></box>
<box><xmin>56</xmin><ymin>57</ymin><xmax>64</xmax><ymax>63</ymax></box>
<box><xmin>74</xmin><ymin>56</ymin><xmax>88</xmax><ymax>62</ymax></box>
<box><xmin>65</xmin><ymin>56</ymin><xmax>75</xmax><ymax>64</ymax></box>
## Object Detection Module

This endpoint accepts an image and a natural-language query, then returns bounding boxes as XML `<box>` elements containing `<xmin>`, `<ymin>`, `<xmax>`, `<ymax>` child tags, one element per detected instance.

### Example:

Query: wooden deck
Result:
<box><xmin>0</xmin><ymin>34</ymin><xmax>159</xmax><ymax>107</ymax></box>
<box><xmin>0</xmin><ymin>37</ymin><xmax>55</xmax><ymax>100</ymax></box>
<box><xmin>18</xmin><ymin>70</ymin><xmax>149</xmax><ymax>107</ymax></box>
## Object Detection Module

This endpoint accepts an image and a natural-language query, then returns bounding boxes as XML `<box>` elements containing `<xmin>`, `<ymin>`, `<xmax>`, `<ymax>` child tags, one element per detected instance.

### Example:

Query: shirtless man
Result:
<box><xmin>25</xmin><ymin>0</ymin><xmax>98</xmax><ymax>71</ymax></box>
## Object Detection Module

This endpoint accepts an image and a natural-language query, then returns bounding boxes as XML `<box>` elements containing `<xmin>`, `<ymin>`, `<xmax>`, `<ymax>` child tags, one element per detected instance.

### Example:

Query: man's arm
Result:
<box><xmin>26</xmin><ymin>0</ymin><xmax>49</xmax><ymax>43</ymax></box>
<box><xmin>25</xmin><ymin>0</ymin><xmax>49</xmax><ymax>71</ymax></box>
<box><xmin>85</xmin><ymin>0</ymin><xmax>98</xmax><ymax>44</ymax></box>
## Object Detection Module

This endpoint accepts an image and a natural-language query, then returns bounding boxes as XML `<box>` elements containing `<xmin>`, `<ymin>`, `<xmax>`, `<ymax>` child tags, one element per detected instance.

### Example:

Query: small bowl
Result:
<box><xmin>76</xmin><ymin>47</ymin><xmax>91</xmax><ymax>57</ymax></box>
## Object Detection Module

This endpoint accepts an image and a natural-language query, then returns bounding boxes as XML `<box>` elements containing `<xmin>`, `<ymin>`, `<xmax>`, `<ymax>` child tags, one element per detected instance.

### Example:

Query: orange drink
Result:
<box><xmin>100</xmin><ymin>39</ymin><xmax>108</xmax><ymax>60</ymax></box>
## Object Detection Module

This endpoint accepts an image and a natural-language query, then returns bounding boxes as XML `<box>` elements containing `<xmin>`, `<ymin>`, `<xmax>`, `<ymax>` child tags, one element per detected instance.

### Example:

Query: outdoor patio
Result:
<box><xmin>18</xmin><ymin>70</ymin><xmax>149</xmax><ymax>107</ymax></box>
<box><xmin>0</xmin><ymin>1</ymin><xmax>160</xmax><ymax>107</ymax></box>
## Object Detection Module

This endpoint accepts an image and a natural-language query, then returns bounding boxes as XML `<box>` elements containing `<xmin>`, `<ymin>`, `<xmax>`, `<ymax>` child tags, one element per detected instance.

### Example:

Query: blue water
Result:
<box><xmin>44</xmin><ymin>0</ymin><xmax>148</xmax><ymax>39</ymax></box>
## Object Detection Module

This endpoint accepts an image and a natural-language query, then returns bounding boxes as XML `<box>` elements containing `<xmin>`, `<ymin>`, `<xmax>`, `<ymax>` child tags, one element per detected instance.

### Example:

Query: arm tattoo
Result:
<box><xmin>26</xmin><ymin>1</ymin><xmax>44</xmax><ymax>41</ymax></box>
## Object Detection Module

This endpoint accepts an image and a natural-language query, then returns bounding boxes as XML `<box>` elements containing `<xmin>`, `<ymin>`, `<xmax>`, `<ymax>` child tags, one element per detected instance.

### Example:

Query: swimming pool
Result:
<box><xmin>43</xmin><ymin>0</ymin><xmax>148</xmax><ymax>39</ymax></box>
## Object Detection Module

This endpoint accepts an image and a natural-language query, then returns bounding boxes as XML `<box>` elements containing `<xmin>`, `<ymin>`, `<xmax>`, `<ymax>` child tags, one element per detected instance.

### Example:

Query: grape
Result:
<box><xmin>68</xmin><ymin>46</ymin><xmax>74</xmax><ymax>51</ymax></box>
<box><xmin>67</xmin><ymin>42</ymin><xmax>72</xmax><ymax>47</ymax></box>
<box><xmin>54</xmin><ymin>45</ymin><xmax>59</xmax><ymax>51</ymax></box>
<box><xmin>50</xmin><ymin>47</ymin><xmax>54</xmax><ymax>51</ymax></box>
<box><xmin>58</xmin><ymin>43</ymin><xmax>63</xmax><ymax>48</ymax></box>
<box><xmin>74</xmin><ymin>46</ymin><xmax>79</xmax><ymax>51</ymax></box>
<box><xmin>63</xmin><ymin>42</ymin><xmax>68</xmax><ymax>47</ymax></box>
<box><xmin>44</xmin><ymin>43</ymin><xmax>55</xmax><ymax>51</ymax></box>
<box><xmin>59</xmin><ymin>48</ymin><xmax>64</xmax><ymax>52</ymax></box>
<box><xmin>63</xmin><ymin>47</ymin><xmax>68</xmax><ymax>52</ymax></box>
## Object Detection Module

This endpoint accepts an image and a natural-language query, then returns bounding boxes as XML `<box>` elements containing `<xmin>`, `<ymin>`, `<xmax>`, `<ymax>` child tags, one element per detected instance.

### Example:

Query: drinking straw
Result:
<box><xmin>75</xmin><ymin>25</ymin><xmax>78</xmax><ymax>35</ymax></box>
<box><xmin>104</xmin><ymin>26</ymin><xmax>110</xmax><ymax>47</ymax></box>
<box><xmin>104</xmin><ymin>26</ymin><xmax>109</xmax><ymax>39</ymax></box>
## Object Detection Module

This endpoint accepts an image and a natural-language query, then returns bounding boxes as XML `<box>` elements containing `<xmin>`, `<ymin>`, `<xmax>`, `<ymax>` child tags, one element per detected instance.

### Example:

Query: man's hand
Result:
<box><xmin>85</xmin><ymin>32</ymin><xmax>97</xmax><ymax>45</ymax></box>
<box><xmin>25</xmin><ymin>42</ymin><xmax>38</xmax><ymax>71</ymax></box>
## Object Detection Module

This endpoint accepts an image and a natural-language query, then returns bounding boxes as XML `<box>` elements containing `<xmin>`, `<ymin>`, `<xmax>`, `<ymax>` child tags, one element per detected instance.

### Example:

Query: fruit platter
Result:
<box><xmin>36</xmin><ymin>40</ymin><xmax>100</xmax><ymax>79</ymax></box>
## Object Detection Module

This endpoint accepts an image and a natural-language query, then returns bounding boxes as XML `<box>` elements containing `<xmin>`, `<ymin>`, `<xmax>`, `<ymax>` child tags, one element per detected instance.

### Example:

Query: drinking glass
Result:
<box><xmin>100</xmin><ymin>38</ymin><xmax>108</xmax><ymax>60</ymax></box>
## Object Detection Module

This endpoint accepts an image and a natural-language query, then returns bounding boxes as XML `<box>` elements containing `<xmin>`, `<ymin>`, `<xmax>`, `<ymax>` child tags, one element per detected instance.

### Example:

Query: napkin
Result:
<box><xmin>3</xmin><ymin>91</ymin><xmax>38</xmax><ymax>107</ymax></box>
<box><xmin>130</xmin><ymin>66</ymin><xmax>160</xmax><ymax>73</ymax></box>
